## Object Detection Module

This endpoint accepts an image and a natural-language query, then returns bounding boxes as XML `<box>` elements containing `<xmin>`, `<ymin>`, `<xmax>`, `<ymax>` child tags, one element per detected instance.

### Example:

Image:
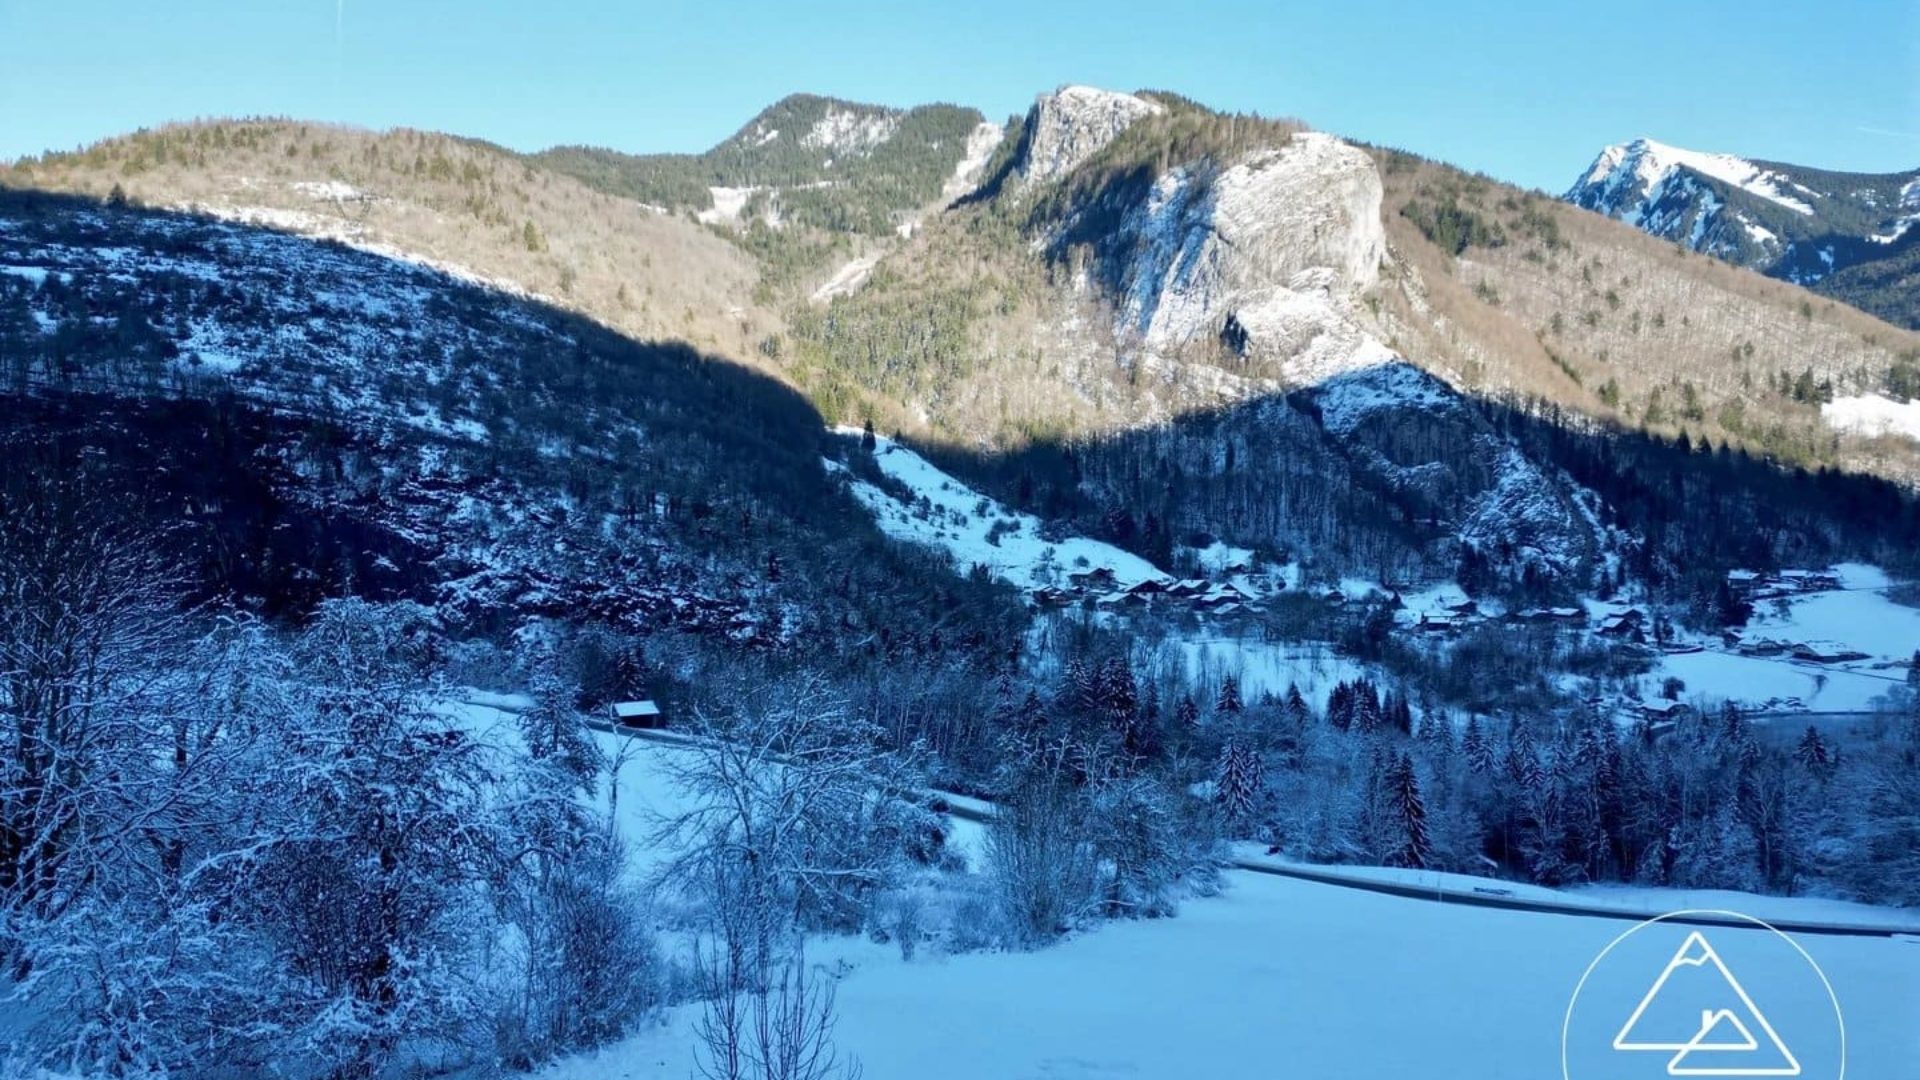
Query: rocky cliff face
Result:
<box><xmin>1015</xmin><ymin>85</ymin><xmax>1163</xmax><ymax>186</ymax></box>
<box><xmin>1007</xmin><ymin>105</ymin><xmax>1601</xmax><ymax>581</ymax></box>
<box><xmin>1112</xmin><ymin>131</ymin><xmax>1385</xmax><ymax>375</ymax></box>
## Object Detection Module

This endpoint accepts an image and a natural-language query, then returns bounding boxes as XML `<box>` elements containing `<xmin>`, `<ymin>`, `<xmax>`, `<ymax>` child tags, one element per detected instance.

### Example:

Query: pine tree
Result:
<box><xmin>861</xmin><ymin>417</ymin><xmax>877</xmax><ymax>453</ymax></box>
<box><xmin>520</xmin><ymin>659</ymin><xmax>603</xmax><ymax>792</ymax></box>
<box><xmin>1506</xmin><ymin>720</ymin><xmax>1543</xmax><ymax>791</ymax></box>
<box><xmin>1100</xmin><ymin>656</ymin><xmax>1138</xmax><ymax>725</ymax></box>
<box><xmin>1175</xmin><ymin>696</ymin><xmax>1200</xmax><ymax>731</ymax></box>
<box><xmin>1214</xmin><ymin>739</ymin><xmax>1263</xmax><ymax>827</ymax></box>
<box><xmin>1384</xmin><ymin>691</ymin><xmax>1413</xmax><ymax>737</ymax></box>
<box><xmin>1794</xmin><ymin>726</ymin><xmax>1832</xmax><ymax>780</ymax></box>
<box><xmin>1386</xmin><ymin>754</ymin><xmax>1433</xmax><ymax>869</ymax></box>
<box><xmin>1463</xmin><ymin>715</ymin><xmax>1494</xmax><ymax>775</ymax></box>
<box><xmin>1215</xmin><ymin>675</ymin><xmax>1243</xmax><ymax>719</ymax></box>
<box><xmin>1353</xmin><ymin>680</ymin><xmax>1383</xmax><ymax>736</ymax></box>
<box><xmin>1284</xmin><ymin>683</ymin><xmax>1312</xmax><ymax>730</ymax></box>
<box><xmin>1098</xmin><ymin>656</ymin><xmax>1142</xmax><ymax>758</ymax></box>
<box><xmin>1326</xmin><ymin>681</ymin><xmax>1354</xmax><ymax>733</ymax></box>
<box><xmin>1006</xmin><ymin>689</ymin><xmax>1049</xmax><ymax>754</ymax></box>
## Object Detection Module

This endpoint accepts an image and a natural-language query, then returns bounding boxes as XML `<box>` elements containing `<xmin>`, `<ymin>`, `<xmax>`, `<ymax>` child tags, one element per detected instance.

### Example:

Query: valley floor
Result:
<box><xmin>541</xmin><ymin>867</ymin><xmax>1918</xmax><ymax>1080</ymax></box>
<box><xmin>526</xmin><ymin>717</ymin><xmax>1919</xmax><ymax>1080</ymax></box>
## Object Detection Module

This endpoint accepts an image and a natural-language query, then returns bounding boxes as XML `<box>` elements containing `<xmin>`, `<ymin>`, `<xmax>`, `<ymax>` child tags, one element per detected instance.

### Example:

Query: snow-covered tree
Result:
<box><xmin>1214</xmin><ymin>739</ymin><xmax>1264</xmax><ymax>829</ymax></box>
<box><xmin>520</xmin><ymin>652</ymin><xmax>604</xmax><ymax>788</ymax></box>
<box><xmin>1175</xmin><ymin>695</ymin><xmax>1200</xmax><ymax>731</ymax></box>
<box><xmin>1794</xmin><ymin>726</ymin><xmax>1832</xmax><ymax>778</ymax></box>
<box><xmin>1384</xmin><ymin>754</ymin><xmax>1433</xmax><ymax>870</ymax></box>
<box><xmin>1283</xmin><ymin>683</ymin><xmax>1312</xmax><ymax>732</ymax></box>
<box><xmin>987</xmin><ymin>736</ymin><xmax>1099</xmax><ymax>947</ymax></box>
<box><xmin>1214</xmin><ymin>675</ymin><xmax>1242</xmax><ymax>719</ymax></box>
<box><xmin>657</xmin><ymin>673</ymin><xmax>922</xmax><ymax>937</ymax></box>
<box><xmin>236</xmin><ymin>599</ymin><xmax>500</xmax><ymax>1075</ymax></box>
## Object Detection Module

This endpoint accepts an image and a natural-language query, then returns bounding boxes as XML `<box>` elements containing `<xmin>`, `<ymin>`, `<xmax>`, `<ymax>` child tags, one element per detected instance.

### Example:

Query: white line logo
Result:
<box><xmin>1561</xmin><ymin>910</ymin><xmax>1846</xmax><ymax>1080</ymax></box>
<box><xmin>1612</xmin><ymin>930</ymin><xmax>1800</xmax><ymax>1076</ymax></box>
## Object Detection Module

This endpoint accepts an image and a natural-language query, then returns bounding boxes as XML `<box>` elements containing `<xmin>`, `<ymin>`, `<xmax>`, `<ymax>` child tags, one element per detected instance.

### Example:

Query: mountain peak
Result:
<box><xmin>1015</xmin><ymin>85</ymin><xmax>1164</xmax><ymax>185</ymax></box>
<box><xmin>1572</xmin><ymin>137</ymin><xmax>1816</xmax><ymax>217</ymax></box>
<box><xmin>722</xmin><ymin>93</ymin><xmax>902</xmax><ymax>155</ymax></box>
<box><xmin>1563</xmin><ymin>138</ymin><xmax>1920</xmax><ymax>325</ymax></box>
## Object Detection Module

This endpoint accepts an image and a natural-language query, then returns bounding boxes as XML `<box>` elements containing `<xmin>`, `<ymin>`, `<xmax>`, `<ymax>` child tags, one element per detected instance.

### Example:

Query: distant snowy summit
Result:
<box><xmin>1571</xmin><ymin>137</ymin><xmax>1817</xmax><ymax>222</ymax></box>
<box><xmin>1564</xmin><ymin>137</ymin><xmax>1920</xmax><ymax>327</ymax></box>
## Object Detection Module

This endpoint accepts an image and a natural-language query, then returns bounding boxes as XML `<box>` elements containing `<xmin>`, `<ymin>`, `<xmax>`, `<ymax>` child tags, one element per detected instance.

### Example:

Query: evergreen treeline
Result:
<box><xmin>534</xmin><ymin>96</ymin><xmax>986</xmax><ymax>236</ymax></box>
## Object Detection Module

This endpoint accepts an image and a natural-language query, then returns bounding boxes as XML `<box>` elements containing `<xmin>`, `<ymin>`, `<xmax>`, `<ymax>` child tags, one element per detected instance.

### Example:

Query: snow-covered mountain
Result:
<box><xmin>1566</xmin><ymin>137</ymin><xmax>1920</xmax><ymax>327</ymax></box>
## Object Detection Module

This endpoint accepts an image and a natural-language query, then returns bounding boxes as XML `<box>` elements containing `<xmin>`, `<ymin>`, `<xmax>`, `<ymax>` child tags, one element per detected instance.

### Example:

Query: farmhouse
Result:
<box><xmin>1067</xmin><ymin>567</ymin><xmax>1119</xmax><ymax>591</ymax></box>
<box><xmin>1596</xmin><ymin>610</ymin><xmax>1646</xmax><ymax>639</ymax></box>
<box><xmin>1640</xmin><ymin>699</ymin><xmax>1692</xmax><ymax>722</ymax></box>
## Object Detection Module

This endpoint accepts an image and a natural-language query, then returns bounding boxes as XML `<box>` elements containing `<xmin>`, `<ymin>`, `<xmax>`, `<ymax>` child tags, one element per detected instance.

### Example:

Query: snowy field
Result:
<box><xmin>1644</xmin><ymin>563</ymin><xmax>1920</xmax><ymax>713</ymax></box>
<box><xmin>518</xmin><ymin>717</ymin><xmax>1919</xmax><ymax>1080</ymax></box>
<box><xmin>542</xmin><ymin>869</ymin><xmax>1918</xmax><ymax>1080</ymax></box>
<box><xmin>1166</xmin><ymin>636</ymin><xmax>1368</xmax><ymax>700</ymax></box>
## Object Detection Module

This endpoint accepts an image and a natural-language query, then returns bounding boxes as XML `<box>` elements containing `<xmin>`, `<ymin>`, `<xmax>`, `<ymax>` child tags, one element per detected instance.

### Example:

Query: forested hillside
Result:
<box><xmin>1</xmin><ymin>119</ymin><xmax>786</xmax><ymax>359</ymax></box>
<box><xmin>534</xmin><ymin>94</ymin><xmax>991</xmax><ymax>235</ymax></box>
<box><xmin>0</xmin><ymin>188</ymin><xmax>1023</xmax><ymax>661</ymax></box>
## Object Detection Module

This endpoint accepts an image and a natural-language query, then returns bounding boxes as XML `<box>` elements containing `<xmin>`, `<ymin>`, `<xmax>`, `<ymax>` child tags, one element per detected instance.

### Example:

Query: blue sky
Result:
<box><xmin>2</xmin><ymin>0</ymin><xmax>1915</xmax><ymax>191</ymax></box>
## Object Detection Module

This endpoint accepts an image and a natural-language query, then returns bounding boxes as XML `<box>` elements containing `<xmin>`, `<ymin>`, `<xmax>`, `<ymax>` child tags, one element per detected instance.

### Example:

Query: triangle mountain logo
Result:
<box><xmin>1612</xmin><ymin>931</ymin><xmax>1801</xmax><ymax>1076</ymax></box>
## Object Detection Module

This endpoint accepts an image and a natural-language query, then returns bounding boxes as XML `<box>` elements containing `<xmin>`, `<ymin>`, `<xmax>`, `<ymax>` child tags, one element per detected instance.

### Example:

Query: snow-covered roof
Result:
<box><xmin>610</xmin><ymin>700</ymin><xmax>661</xmax><ymax>719</ymax></box>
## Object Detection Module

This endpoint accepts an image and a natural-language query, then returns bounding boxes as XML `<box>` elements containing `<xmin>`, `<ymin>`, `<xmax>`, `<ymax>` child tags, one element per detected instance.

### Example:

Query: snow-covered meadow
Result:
<box><xmin>543</xmin><ymin>862</ymin><xmax>1919</xmax><ymax>1079</ymax></box>
<box><xmin>522</xmin><ymin>716</ymin><xmax>1919</xmax><ymax>1080</ymax></box>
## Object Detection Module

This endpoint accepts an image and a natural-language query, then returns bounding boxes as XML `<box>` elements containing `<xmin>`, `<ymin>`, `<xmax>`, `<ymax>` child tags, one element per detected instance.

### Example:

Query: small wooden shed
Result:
<box><xmin>609</xmin><ymin>700</ymin><xmax>665</xmax><ymax>729</ymax></box>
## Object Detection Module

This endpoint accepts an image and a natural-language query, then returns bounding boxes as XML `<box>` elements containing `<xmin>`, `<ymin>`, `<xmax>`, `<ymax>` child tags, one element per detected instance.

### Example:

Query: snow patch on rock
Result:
<box><xmin>290</xmin><ymin>179</ymin><xmax>371</xmax><ymax>202</ymax></box>
<box><xmin>810</xmin><ymin>251</ymin><xmax>883</xmax><ymax>304</ymax></box>
<box><xmin>696</xmin><ymin>185</ymin><xmax>758</xmax><ymax>226</ymax></box>
<box><xmin>1309</xmin><ymin>357</ymin><xmax>1458</xmax><ymax>436</ymax></box>
<box><xmin>942</xmin><ymin>121</ymin><xmax>1006</xmax><ymax>202</ymax></box>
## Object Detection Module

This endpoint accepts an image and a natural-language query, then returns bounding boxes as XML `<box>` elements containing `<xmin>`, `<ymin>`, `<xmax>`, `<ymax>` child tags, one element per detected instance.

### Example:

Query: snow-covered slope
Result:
<box><xmin>830</xmin><ymin>432</ymin><xmax>1169</xmax><ymax>591</ymax></box>
<box><xmin>1823</xmin><ymin>392</ymin><xmax>1920</xmax><ymax>443</ymax></box>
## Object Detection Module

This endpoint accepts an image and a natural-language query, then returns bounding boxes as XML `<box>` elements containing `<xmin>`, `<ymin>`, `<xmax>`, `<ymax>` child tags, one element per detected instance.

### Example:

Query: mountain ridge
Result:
<box><xmin>1565</xmin><ymin>136</ymin><xmax>1920</xmax><ymax>328</ymax></box>
<box><xmin>9</xmin><ymin>88</ymin><xmax>1920</xmax><ymax>599</ymax></box>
